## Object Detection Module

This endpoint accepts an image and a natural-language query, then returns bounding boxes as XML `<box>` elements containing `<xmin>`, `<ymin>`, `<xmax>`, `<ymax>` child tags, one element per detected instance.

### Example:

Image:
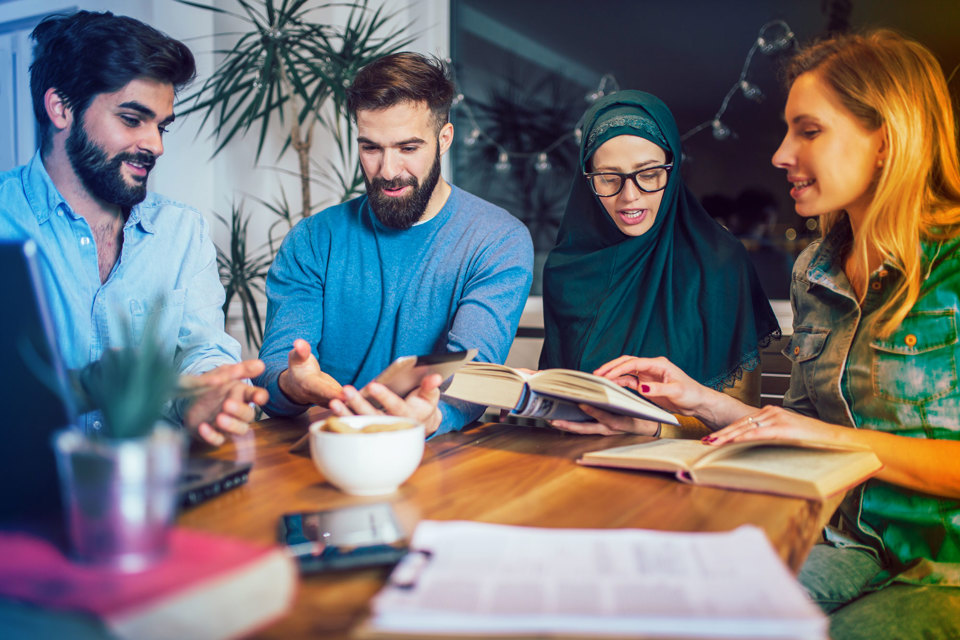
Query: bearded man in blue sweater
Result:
<box><xmin>256</xmin><ymin>53</ymin><xmax>533</xmax><ymax>436</ymax></box>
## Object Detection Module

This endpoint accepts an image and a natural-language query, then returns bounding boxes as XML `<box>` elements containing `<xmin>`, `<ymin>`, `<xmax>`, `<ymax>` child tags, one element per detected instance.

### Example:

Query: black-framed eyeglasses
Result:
<box><xmin>584</xmin><ymin>164</ymin><xmax>673</xmax><ymax>197</ymax></box>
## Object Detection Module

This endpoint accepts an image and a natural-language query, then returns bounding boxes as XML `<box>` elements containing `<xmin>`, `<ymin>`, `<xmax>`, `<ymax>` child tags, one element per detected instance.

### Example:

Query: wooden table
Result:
<box><xmin>179</xmin><ymin>412</ymin><xmax>840</xmax><ymax>639</ymax></box>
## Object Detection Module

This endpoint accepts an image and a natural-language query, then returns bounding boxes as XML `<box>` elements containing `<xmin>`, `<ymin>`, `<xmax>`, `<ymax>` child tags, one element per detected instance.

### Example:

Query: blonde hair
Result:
<box><xmin>786</xmin><ymin>30</ymin><xmax>960</xmax><ymax>336</ymax></box>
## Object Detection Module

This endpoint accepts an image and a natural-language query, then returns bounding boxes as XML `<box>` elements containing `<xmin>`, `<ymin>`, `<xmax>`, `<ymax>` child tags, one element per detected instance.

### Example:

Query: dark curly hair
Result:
<box><xmin>30</xmin><ymin>11</ymin><xmax>196</xmax><ymax>152</ymax></box>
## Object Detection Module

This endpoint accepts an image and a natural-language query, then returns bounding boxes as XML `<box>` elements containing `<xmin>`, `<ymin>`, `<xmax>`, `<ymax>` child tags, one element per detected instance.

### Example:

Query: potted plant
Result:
<box><xmin>52</xmin><ymin>311</ymin><xmax>183</xmax><ymax>572</ymax></box>
<box><xmin>177</xmin><ymin>0</ymin><xmax>413</xmax><ymax>347</ymax></box>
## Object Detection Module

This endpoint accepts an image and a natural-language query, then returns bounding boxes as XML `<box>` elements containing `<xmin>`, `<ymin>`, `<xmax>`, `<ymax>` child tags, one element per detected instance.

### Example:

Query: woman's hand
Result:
<box><xmin>550</xmin><ymin>404</ymin><xmax>660</xmax><ymax>436</ymax></box>
<box><xmin>706</xmin><ymin>405</ymin><xmax>852</xmax><ymax>446</ymax></box>
<box><xmin>594</xmin><ymin>355</ymin><xmax>741</xmax><ymax>426</ymax></box>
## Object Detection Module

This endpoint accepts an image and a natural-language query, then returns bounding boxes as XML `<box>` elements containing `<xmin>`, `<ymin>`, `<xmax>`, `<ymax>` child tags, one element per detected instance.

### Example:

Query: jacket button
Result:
<box><xmin>794</xmin><ymin>346</ymin><xmax>800</xmax><ymax>355</ymax></box>
<box><xmin>871</xmin><ymin>281</ymin><xmax>882</xmax><ymax>291</ymax></box>
<box><xmin>879</xmin><ymin>269</ymin><xmax>889</xmax><ymax>278</ymax></box>
<box><xmin>905</xmin><ymin>334</ymin><xmax>918</xmax><ymax>347</ymax></box>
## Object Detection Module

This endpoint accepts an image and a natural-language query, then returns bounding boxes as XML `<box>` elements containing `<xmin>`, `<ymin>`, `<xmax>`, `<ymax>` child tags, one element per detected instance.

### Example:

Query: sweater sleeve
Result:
<box><xmin>256</xmin><ymin>222</ymin><xmax>324</xmax><ymax>417</ymax></box>
<box><xmin>435</xmin><ymin>220</ymin><xmax>534</xmax><ymax>435</ymax></box>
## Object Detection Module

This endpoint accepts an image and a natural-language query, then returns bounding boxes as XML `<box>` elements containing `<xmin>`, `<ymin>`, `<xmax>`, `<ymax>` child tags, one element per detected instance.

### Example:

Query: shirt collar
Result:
<box><xmin>23</xmin><ymin>150</ymin><xmax>155</xmax><ymax>234</ymax></box>
<box><xmin>23</xmin><ymin>151</ymin><xmax>69</xmax><ymax>224</ymax></box>
<box><xmin>806</xmin><ymin>216</ymin><xmax>852</xmax><ymax>286</ymax></box>
<box><xmin>126</xmin><ymin>201</ymin><xmax>155</xmax><ymax>234</ymax></box>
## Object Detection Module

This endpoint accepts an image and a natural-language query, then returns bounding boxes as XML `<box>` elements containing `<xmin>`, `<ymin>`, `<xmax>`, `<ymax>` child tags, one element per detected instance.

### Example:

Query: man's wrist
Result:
<box><xmin>278</xmin><ymin>369</ymin><xmax>311</xmax><ymax>407</ymax></box>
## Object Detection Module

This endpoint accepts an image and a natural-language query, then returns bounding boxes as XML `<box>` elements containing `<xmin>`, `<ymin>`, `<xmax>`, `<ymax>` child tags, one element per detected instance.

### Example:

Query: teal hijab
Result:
<box><xmin>540</xmin><ymin>91</ymin><xmax>779</xmax><ymax>389</ymax></box>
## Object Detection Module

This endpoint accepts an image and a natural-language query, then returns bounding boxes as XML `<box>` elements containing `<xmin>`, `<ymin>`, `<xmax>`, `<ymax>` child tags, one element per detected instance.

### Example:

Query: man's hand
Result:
<box><xmin>181</xmin><ymin>359</ymin><xmax>269</xmax><ymax>447</ymax></box>
<box><xmin>278</xmin><ymin>338</ymin><xmax>345</xmax><ymax>406</ymax></box>
<box><xmin>329</xmin><ymin>374</ymin><xmax>444</xmax><ymax>437</ymax></box>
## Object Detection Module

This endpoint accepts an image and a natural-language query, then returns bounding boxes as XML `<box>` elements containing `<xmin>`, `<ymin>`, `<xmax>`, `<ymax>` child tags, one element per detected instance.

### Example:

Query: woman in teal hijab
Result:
<box><xmin>540</xmin><ymin>91</ymin><xmax>779</xmax><ymax>428</ymax></box>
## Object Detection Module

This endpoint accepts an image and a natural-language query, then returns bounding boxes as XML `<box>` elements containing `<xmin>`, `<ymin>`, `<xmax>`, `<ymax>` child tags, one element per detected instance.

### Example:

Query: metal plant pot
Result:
<box><xmin>52</xmin><ymin>424</ymin><xmax>184</xmax><ymax>572</ymax></box>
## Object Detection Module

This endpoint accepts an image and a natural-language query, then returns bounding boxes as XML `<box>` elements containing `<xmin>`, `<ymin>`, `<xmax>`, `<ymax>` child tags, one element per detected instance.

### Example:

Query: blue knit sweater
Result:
<box><xmin>256</xmin><ymin>184</ymin><xmax>533</xmax><ymax>435</ymax></box>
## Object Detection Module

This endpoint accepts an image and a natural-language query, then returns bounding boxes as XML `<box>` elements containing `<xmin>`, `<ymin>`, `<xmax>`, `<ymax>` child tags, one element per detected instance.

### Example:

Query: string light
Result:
<box><xmin>585</xmin><ymin>73</ymin><xmax>620</xmax><ymax>104</ymax></box>
<box><xmin>681</xmin><ymin>19</ymin><xmax>796</xmax><ymax>142</ymax></box>
<box><xmin>534</xmin><ymin>152</ymin><xmax>552</xmax><ymax>173</ymax></box>
<box><xmin>450</xmin><ymin>19</ymin><xmax>795</xmax><ymax>171</ymax></box>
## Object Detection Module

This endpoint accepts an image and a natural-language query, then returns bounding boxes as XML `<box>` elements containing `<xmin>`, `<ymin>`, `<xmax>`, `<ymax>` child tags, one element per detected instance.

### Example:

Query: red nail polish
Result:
<box><xmin>641</xmin><ymin>384</ymin><xmax>651</xmax><ymax>393</ymax></box>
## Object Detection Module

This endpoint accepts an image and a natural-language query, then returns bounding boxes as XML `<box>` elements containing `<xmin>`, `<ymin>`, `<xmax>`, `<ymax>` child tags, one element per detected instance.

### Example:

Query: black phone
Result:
<box><xmin>370</xmin><ymin>348</ymin><xmax>478</xmax><ymax>397</ymax></box>
<box><xmin>277</xmin><ymin>503</ymin><xmax>408</xmax><ymax>573</ymax></box>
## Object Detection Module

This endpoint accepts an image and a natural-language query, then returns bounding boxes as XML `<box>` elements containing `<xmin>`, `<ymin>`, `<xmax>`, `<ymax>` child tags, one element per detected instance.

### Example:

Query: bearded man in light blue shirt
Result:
<box><xmin>0</xmin><ymin>11</ymin><xmax>267</xmax><ymax>446</ymax></box>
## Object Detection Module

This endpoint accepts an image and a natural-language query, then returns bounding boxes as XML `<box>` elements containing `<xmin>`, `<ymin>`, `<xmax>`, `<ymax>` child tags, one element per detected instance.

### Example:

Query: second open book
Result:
<box><xmin>442</xmin><ymin>362</ymin><xmax>680</xmax><ymax>425</ymax></box>
<box><xmin>580</xmin><ymin>437</ymin><xmax>883</xmax><ymax>500</ymax></box>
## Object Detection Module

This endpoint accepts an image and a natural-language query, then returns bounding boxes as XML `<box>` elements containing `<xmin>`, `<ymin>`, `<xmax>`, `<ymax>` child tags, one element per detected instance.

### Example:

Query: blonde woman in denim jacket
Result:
<box><xmin>586</xmin><ymin>31</ymin><xmax>960</xmax><ymax>638</ymax></box>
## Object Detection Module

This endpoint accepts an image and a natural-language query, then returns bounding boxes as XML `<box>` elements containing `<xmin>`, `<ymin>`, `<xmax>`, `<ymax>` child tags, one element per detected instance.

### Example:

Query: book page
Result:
<box><xmin>368</xmin><ymin>521</ymin><xmax>825</xmax><ymax>638</ymax></box>
<box><xmin>442</xmin><ymin>362</ymin><xmax>527</xmax><ymax>408</ymax></box>
<box><xmin>694</xmin><ymin>446</ymin><xmax>881</xmax><ymax>499</ymax></box>
<box><xmin>580</xmin><ymin>438</ymin><xmax>712</xmax><ymax>473</ymax></box>
<box><xmin>530</xmin><ymin>369</ymin><xmax>678</xmax><ymax>425</ymax></box>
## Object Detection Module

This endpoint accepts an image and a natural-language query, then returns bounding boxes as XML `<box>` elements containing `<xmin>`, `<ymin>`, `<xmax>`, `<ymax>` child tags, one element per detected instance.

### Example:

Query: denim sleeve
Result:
<box><xmin>256</xmin><ymin>223</ymin><xmax>323</xmax><ymax>417</ymax></box>
<box><xmin>436</xmin><ymin>224</ymin><xmax>534</xmax><ymax>435</ymax></box>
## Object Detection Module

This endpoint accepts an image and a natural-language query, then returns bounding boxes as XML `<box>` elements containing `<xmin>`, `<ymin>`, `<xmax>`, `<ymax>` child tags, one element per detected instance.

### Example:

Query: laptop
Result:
<box><xmin>0</xmin><ymin>239</ymin><xmax>252</xmax><ymax>528</ymax></box>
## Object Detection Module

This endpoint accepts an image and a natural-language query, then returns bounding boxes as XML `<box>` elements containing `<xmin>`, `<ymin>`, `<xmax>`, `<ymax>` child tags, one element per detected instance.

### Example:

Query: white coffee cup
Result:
<box><xmin>308</xmin><ymin>415</ymin><xmax>425</xmax><ymax>495</ymax></box>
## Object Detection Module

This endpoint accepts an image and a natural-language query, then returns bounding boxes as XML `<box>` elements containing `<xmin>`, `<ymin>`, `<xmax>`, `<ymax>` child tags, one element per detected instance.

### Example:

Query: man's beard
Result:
<box><xmin>363</xmin><ymin>146</ymin><xmax>441</xmax><ymax>230</ymax></box>
<box><xmin>65</xmin><ymin>120</ymin><xmax>155</xmax><ymax>209</ymax></box>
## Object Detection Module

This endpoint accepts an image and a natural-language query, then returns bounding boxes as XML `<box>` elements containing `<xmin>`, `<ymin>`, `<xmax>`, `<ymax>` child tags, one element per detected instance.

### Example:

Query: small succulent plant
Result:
<box><xmin>78</xmin><ymin>304</ymin><xmax>180</xmax><ymax>440</ymax></box>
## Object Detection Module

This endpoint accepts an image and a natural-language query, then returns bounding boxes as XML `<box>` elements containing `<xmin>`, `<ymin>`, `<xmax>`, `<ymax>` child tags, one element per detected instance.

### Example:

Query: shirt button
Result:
<box><xmin>793</xmin><ymin>346</ymin><xmax>801</xmax><ymax>355</ymax></box>
<box><xmin>904</xmin><ymin>334</ymin><xmax>918</xmax><ymax>347</ymax></box>
<box><xmin>57</xmin><ymin>210</ymin><xmax>64</xmax><ymax>217</ymax></box>
<box><xmin>80</xmin><ymin>236</ymin><xmax>90</xmax><ymax>246</ymax></box>
<box><xmin>871</xmin><ymin>281</ymin><xmax>882</xmax><ymax>291</ymax></box>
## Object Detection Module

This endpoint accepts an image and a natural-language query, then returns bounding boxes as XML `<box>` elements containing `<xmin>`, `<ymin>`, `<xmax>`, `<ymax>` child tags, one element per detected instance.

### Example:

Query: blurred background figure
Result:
<box><xmin>730</xmin><ymin>188</ymin><xmax>794</xmax><ymax>300</ymax></box>
<box><xmin>700</xmin><ymin>193</ymin><xmax>736</xmax><ymax>232</ymax></box>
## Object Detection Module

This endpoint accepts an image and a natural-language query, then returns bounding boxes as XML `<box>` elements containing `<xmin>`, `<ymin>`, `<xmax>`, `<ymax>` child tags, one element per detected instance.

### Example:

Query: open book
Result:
<box><xmin>360</xmin><ymin>520</ymin><xmax>827</xmax><ymax>639</ymax></box>
<box><xmin>580</xmin><ymin>437</ymin><xmax>883</xmax><ymax>500</ymax></box>
<box><xmin>442</xmin><ymin>362</ymin><xmax>679</xmax><ymax>425</ymax></box>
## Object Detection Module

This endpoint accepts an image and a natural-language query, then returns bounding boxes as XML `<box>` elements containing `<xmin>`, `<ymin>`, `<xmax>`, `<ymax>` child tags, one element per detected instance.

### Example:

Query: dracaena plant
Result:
<box><xmin>176</xmin><ymin>0</ymin><xmax>413</xmax><ymax>348</ymax></box>
<box><xmin>176</xmin><ymin>0</ymin><xmax>414</xmax><ymax>218</ymax></box>
<box><xmin>215</xmin><ymin>201</ymin><xmax>273</xmax><ymax>349</ymax></box>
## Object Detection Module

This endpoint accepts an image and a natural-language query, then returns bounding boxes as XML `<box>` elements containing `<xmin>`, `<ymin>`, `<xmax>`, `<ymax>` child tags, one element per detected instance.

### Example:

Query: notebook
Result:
<box><xmin>0</xmin><ymin>239</ymin><xmax>251</xmax><ymax>529</ymax></box>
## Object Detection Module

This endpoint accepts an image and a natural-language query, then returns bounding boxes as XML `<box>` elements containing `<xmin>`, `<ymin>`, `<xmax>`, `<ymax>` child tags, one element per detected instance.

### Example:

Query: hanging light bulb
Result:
<box><xmin>739</xmin><ymin>80</ymin><xmax>764</xmax><ymax>102</ymax></box>
<box><xmin>465</xmin><ymin>128</ymin><xmax>480</xmax><ymax>146</ymax></box>
<box><xmin>757</xmin><ymin>20</ymin><xmax>795</xmax><ymax>55</ymax></box>
<box><xmin>534</xmin><ymin>152</ymin><xmax>551</xmax><ymax>172</ymax></box>
<box><xmin>451</xmin><ymin>93</ymin><xmax>465</xmax><ymax>107</ymax></box>
<box><xmin>574</xmin><ymin>128</ymin><xmax>583</xmax><ymax>144</ymax></box>
<box><xmin>494</xmin><ymin>152</ymin><xmax>511</xmax><ymax>172</ymax></box>
<box><xmin>711</xmin><ymin>119</ymin><xmax>732</xmax><ymax>140</ymax></box>
<box><xmin>584</xmin><ymin>89</ymin><xmax>602</xmax><ymax>104</ymax></box>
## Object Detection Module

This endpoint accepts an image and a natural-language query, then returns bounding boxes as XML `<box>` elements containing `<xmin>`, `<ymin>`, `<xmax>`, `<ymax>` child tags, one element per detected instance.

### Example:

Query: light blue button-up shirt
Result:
<box><xmin>0</xmin><ymin>151</ymin><xmax>241</xmax><ymax>433</ymax></box>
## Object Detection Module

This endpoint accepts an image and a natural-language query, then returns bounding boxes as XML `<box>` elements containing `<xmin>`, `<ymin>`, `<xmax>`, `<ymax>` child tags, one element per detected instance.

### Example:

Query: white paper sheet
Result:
<box><xmin>367</xmin><ymin>521</ymin><xmax>826</xmax><ymax>639</ymax></box>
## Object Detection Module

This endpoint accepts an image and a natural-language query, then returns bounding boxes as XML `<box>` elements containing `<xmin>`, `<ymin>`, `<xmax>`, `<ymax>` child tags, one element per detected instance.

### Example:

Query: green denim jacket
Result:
<box><xmin>784</xmin><ymin>218</ymin><xmax>960</xmax><ymax>585</ymax></box>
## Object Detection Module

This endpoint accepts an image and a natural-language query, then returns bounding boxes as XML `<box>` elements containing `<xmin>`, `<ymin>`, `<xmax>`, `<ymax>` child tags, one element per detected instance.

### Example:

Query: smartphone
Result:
<box><xmin>371</xmin><ymin>348</ymin><xmax>478</xmax><ymax>397</ymax></box>
<box><xmin>277</xmin><ymin>503</ymin><xmax>408</xmax><ymax>573</ymax></box>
